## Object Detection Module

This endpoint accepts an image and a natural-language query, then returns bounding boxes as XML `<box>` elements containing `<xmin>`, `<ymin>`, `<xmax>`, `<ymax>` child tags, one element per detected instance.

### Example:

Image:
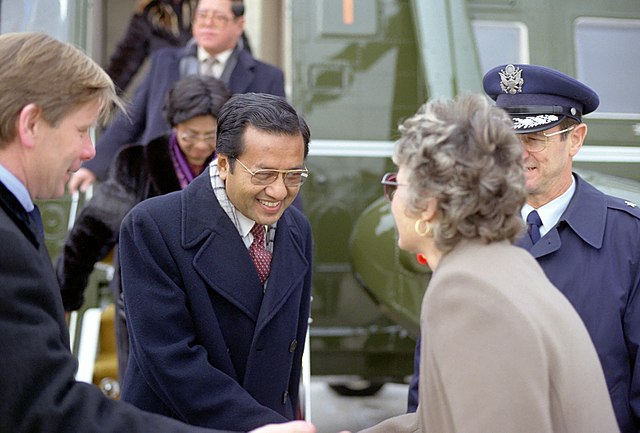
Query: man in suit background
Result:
<box><xmin>0</xmin><ymin>31</ymin><xmax>313</xmax><ymax>433</ymax></box>
<box><xmin>69</xmin><ymin>0</ymin><xmax>286</xmax><ymax>193</ymax></box>
<box><xmin>119</xmin><ymin>93</ymin><xmax>312</xmax><ymax>431</ymax></box>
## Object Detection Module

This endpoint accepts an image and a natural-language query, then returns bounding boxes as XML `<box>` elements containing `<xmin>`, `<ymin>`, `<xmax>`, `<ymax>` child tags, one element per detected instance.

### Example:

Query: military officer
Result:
<box><xmin>488</xmin><ymin>64</ymin><xmax>640</xmax><ymax>433</ymax></box>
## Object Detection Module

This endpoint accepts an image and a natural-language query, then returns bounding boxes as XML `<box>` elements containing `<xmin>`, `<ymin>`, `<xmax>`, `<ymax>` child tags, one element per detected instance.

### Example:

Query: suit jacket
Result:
<box><xmin>119</xmin><ymin>168</ymin><xmax>312</xmax><ymax>432</ymax></box>
<box><xmin>361</xmin><ymin>240</ymin><xmax>617</xmax><ymax>433</ymax></box>
<box><xmin>85</xmin><ymin>42</ymin><xmax>285</xmax><ymax>180</ymax></box>
<box><xmin>516</xmin><ymin>173</ymin><xmax>640</xmax><ymax>433</ymax></box>
<box><xmin>0</xmin><ymin>180</ymin><xmax>230</xmax><ymax>433</ymax></box>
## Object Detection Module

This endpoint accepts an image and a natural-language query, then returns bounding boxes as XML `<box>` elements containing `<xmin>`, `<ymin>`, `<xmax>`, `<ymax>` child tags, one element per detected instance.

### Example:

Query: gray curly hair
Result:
<box><xmin>394</xmin><ymin>92</ymin><xmax>526</xmax><ymax>254</ymax></box>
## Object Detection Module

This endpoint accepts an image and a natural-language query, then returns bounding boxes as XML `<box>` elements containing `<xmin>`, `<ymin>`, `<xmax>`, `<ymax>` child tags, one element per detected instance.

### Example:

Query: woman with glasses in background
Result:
<box><xmin>364</xmin><ymin>93</ymin><xmax>617</xmax><ymax>433</ymax></box>
<box><xmin>56</xmin><ymin>75</ymin><xmax>231</xmax><ymax>385</ymax></box>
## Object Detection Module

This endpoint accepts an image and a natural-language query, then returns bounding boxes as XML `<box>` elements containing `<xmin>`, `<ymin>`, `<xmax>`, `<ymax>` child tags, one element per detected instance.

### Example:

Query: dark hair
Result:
<box><xmin>231</xmin><ymin>0</ymin><xmax>244</xmax><ymax>17</ymax></box>
<box><xmin>215</xmin><ymin>92</ymin><xmax>310</xmax><ymax>161</ymax></box>
<box><xmin>163</xmin><ymin>75</ymin><xmax>231</xmax><ymax>126</ymax></box>
<box><xmin>194</xmin><ymin>0</ymin><xmax>244</xmax><ymax>16</ymax></box>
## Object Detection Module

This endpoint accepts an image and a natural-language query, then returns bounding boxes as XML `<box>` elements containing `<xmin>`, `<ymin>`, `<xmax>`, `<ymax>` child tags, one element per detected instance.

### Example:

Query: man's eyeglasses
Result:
<box><xmin>194</xmin><ymin>10</ymin><xmax>235</xmax><ymax>28</ymax></box>
<box><xmin>381</xmin><ymin>172</ymin><xmax>406</xmax><ymax>201</ymax></box>
<box><xmin>179</xmin><ymin>131</ymin><xmax>217</xmax><ymax>146</ymax></box>
<box><xmin>234</xmin><ymin>158</ymin><xmax>309</xmax><ymax>187</ymax></box>
<box><xmin>518</xmin><ymin>125</ymin><xmax>575</xmax><ymax>153</ymax></box>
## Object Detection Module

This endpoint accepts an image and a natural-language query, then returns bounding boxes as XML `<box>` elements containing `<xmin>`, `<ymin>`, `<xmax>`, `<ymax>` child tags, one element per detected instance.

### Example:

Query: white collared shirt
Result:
<box><xmin>197</xmin><ymin>46</ymin><xmax>233</xmax><ymax>79</ymax></box>
<box><xmin>521</xmin><ymin>175</ymin><xmax>576</xmax><ymax>238</ymax></box>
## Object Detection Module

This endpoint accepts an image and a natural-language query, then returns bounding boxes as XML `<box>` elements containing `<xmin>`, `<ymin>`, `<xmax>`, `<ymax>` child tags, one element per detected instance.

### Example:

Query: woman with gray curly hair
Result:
<box><xmin>361</xmin><ymin>93</ymin><xmax>617</xmax><ymax>433</ymax></box>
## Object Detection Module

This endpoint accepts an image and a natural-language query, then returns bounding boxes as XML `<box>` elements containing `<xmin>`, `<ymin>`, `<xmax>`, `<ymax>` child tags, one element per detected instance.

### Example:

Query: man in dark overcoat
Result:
<box><xmin>119</xmin><ymin>93</ymin><xmax>313</xmax><ymax>432</ymax></box>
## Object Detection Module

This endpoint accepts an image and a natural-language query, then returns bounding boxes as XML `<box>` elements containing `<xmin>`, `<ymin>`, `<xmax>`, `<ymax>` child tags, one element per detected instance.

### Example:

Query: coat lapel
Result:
<box><xmin>182</xmin><ymin>171</ymin><xmax>309</xmax><ymax>327</ymax></box>
<box><xmin>183</xmin><ymin>173</ymin><xmax>264</xmax><ymax>321</ymax></box>
<box><xmin>228</xmin><ymin>50</ymin><xmax>256</xmax><ymax>94</ymax></box>
<box><xmin>255</xmin><ymin>211</ymin><xmax>310</xmax><ymax>334</ymax></box>
<box><xmin>517</xmin><ymin>174</ymin><xmax>606</xmax><ymax>258</ymax></box>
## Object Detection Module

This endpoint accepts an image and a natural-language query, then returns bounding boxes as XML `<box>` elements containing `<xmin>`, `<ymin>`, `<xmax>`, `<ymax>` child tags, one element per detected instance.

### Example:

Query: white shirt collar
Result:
<box><xmin>521</xmin><ymin>175</ymin><xmax>576</xmax><ymax>238</ymax></box>
<box><xmin>197</xmin><ymin>46</ymin><xmax>234</xmax><ymax>67</ymax></box>
<box><xmin>236</xmin><ymin>210</ymin><xmax>257</xmax><ymax>239</ymax></box>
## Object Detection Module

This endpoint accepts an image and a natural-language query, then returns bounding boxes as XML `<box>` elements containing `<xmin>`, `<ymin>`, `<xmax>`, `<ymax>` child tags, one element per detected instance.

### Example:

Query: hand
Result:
<box><xmin>68</xmin><ymin>168</ymin><xmax>96</xmax><ymax>193</ymax></box>
<box><xmin>249</xmin><ymin>421</ymin><xmax>316</xmax><ymax>433</ymax></box>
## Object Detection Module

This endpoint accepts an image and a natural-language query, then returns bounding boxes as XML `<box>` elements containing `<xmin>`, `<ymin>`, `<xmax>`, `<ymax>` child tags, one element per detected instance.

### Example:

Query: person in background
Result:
<box><xmin>485</xmin><ymin>63</ymin><xmax>640</xmax><ymax>433</ymax></box>
<box><xmin>105</xmin><ymin>0</ymin><xmax>196</xmax><ymax>95</ymax></box>
<box><xmin>0</xmin><ymin>31</ymin><xmax>313</xmax><ymax>433</ymax></box>
<box><xmin>362</xmin><ymin>93</ymin><xmax>617</xmax><ymax>432</ymax></box>
<box><xmin>56</xmin><ymin>74</ymin><xmax>231</xmax><ymax>385</ymax></box>
<box><xmin>69</xmin><ymin>0</ymin><xmax>284</xmax><ymax>194</ymax></box>
<box><xmin>119</xmin><ymin>93</ymin><xmax>312</xmax><ymax>431</ymax></box>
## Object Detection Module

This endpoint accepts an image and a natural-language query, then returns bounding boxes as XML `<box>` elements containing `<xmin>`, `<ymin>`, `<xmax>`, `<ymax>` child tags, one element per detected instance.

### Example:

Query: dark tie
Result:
<box><xmin>527</xmin><ymin>210</ymin><xmax>542</xmax><ymax>244</ymax></box>
<box><xmin>249</xmin><ymin>223</ymin><xmax>272</xmax><ymax>284</ymax></box>
<box><xmin>29</xmin><ymin>205</ymin><xmax>44</xmax><ymax>238</ymax></box>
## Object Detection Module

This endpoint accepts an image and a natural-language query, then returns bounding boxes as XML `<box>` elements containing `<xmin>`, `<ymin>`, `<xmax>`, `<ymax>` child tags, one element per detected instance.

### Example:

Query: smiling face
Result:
<box><xmin>28</xmin><ymin>99</ymin><xmax>101</xmax><ymax>199</ymax></box>
<box><xmin>521</xmin><ymin>123</ymin><xmax>586</xmax><ymax>208</ymax></box>
<box><xmin>192</xmin><ymin>0</ymin><xmax>244</xmax><ymax>56</ymax></box>
<box><xmin>218</xmin><ymin>125</ymin><xmax>305</xmax><ymax>226</ymax></box>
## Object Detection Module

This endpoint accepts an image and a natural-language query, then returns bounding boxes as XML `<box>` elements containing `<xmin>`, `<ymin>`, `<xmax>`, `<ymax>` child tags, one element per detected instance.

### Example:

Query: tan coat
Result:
<box><xmin>360</xmin><ymin>240</ymin><xmax>618</xmax><ymax>433</ymax></box>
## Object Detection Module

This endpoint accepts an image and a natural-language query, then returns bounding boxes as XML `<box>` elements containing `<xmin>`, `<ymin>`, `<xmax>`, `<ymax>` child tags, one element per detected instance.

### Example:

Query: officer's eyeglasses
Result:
<box><xmin>194</xmin><ymin>10</ymin><xmax>235</xmax><ymax>28</ymax></box>
<box><xmin>381</xmin><ymin>172</ymin><xmax>406</xmax><ymax>201</ymax></box>
<box><xmin>518</xmin><ymin>125</ymin><xmax>575</xmax><ymax>153</ymax></box>
<box><xmin>179</xmin><ymin>131</ymin><xmax>217</xmax><ymax>146</ymax></box>
<box><xmin>234</xmin><ymin>158</ymin><xmax>309</xmax><ymax>187</ymax></box>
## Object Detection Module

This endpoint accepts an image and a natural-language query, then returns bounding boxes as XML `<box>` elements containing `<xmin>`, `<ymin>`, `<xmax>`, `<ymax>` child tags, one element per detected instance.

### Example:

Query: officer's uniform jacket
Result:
<box><xmin>516</xmin><ymin>173</ymin><xmax>640</xmax><ymax>433</ymax></box>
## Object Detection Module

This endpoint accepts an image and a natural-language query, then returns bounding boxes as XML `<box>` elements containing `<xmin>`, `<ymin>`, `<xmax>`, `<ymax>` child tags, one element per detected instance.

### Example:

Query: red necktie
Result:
<box><xmin>249</xmin><ymin>224</ymin><xmax>272</xmax><ymax>284</ymax></box>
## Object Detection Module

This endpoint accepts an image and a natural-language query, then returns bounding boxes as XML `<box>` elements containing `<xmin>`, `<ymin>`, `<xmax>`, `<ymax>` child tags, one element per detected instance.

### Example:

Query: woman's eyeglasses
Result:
<box><xmin>381</xmin><ymin>172</ymin><xmax>406</xmax><ymax>201</ymax></box>
<box><xmin>234</xmin><ymin>158</ymin><xmax>309</xmax><ymax>187</ymax></box>
<box><xmin>179</xmin><ymin>131</ymin><xmax>217</xmax><ymax>146</ymax></box>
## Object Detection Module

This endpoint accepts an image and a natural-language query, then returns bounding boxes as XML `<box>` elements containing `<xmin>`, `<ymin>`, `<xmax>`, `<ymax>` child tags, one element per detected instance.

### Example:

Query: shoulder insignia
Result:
<box><xmin>626</xmin><ymin>200</ymin><xmax>637</xmax><ymax>208</ymax></box>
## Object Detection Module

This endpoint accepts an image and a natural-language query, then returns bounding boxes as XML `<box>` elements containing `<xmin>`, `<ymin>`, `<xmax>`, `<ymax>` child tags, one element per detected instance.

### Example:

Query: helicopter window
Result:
<box><xmin>575</xmin><ymin>18</ymin><xmax>640</xmax><ymax>117</ymax></box>
<box><xmin>472</xmin><ymin>20</ymin><xmax>530</xmax><ymax>74</ymax></box>
<box><xmin>0</xmin><ymin>0</ymin><xmax>79</xmax><ymax>43</ymax></box>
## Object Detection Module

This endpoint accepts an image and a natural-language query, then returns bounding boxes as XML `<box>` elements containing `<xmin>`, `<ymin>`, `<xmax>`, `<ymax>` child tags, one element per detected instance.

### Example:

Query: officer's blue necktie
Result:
<box><xmin>527</xmin><ymin>210</ymin><xmax>542</xmax><ymax>244</ymax></box>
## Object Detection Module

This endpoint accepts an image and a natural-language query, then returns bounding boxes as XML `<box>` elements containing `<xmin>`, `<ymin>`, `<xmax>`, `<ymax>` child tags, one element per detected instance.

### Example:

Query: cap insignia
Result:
<box><xmin>625</xmin><ymin>200</ymin><xmax>637</xmax><ymax>208</ymax></box>
<box><xmin>499</xmin><ymin>64</ymin><xmax>524</xmax><ymax>95</ymax></box>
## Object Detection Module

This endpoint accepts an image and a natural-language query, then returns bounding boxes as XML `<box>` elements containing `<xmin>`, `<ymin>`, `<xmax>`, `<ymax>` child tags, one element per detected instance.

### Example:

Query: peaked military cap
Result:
<box><xmin>483</xmin><ymin>64</ymin><xmax>600</xmax><ymax>133</ymax></box>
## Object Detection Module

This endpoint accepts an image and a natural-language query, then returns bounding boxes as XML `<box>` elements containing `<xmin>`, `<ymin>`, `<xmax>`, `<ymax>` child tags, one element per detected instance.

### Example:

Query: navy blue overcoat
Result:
<box><xmin>119</xmin><ymin>169</ymin><xmax>312</xmax><ymax>432</ymax></box>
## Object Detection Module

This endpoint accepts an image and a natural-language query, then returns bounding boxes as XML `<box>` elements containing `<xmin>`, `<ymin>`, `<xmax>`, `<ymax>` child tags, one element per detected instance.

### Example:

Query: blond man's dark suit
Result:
<box><xmin>0</xmin><ymin>180</ymin><xmax>231</xmax><ymax>433</ymax></box>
